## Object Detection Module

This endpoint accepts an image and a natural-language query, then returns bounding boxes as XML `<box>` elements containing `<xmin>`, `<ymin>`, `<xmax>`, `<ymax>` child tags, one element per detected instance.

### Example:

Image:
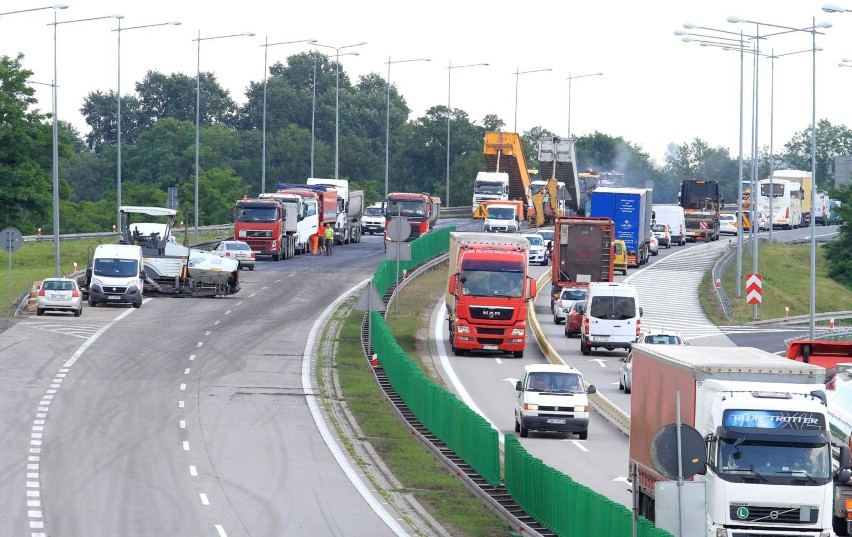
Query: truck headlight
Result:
<box><xmin>457</xmin><ymin>325</ymin><xmax>470</xmax><ymax>334</ymax></box>
<box><xmin>511</xmin><ymin>328</ymin><xmax>525</xmax><ymax>336</ymax></box>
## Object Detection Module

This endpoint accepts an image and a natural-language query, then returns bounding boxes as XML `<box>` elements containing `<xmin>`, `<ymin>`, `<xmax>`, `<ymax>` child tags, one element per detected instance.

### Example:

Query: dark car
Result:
<box><xmin>564</xmin><ymin>300</ymin><xmax>585</xmax><ymax>338</ymax></box>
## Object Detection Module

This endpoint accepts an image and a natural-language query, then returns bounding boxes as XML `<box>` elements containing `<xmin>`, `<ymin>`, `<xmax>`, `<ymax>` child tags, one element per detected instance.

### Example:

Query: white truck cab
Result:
<box><xmin>514</xmin><ymin>363</ymin><xmax>596</xmax><ymax>440</ymax></box>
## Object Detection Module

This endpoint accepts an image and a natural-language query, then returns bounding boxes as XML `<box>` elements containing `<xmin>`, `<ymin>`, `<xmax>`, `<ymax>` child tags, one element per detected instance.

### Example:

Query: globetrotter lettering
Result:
<box><xmin>722</xmin><ymin>409</ymin><xmax>825</xmax><ymax>430</ymax></box>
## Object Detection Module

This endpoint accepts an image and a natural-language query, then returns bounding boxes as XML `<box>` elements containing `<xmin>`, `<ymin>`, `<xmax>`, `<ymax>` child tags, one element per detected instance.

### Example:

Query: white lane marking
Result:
<box><xmin>189</xmin><ymin>465</ymin><xmax>197</xmax><ymax>476</ymax></box>
<box><xmin>196</xmin><ymin>342</ymin><xmax>203</xmax><ymax>348</ymax></box>
<box><xmin>179</xmin><ymin>420</ymin><xmax>186</xmax><ymax>429</ymax></box>
<box><xmin>184</xmin><ymin>368</ymin><xmax>190</xmax><ymax>375</ymax></box>
<box><xmin>613</xmin><ymin>476</ymin><xmax>630</xmax><ymax>483</ymax></box>
<box><xmin>224</xmin><ymin>310</ymin><xmax>232</xmax><ymax>315</ymax></box>
<box><xmin>64</xmin><ymin>307</ymin><xmax>138</xmax><ymax>368</ymax></box>
<box><xmin>215</xmin><ymin>525</ymin><xmax>228</xmax><ymax>537</ymax></box>
<box><xmin>303</xmin><ymin>279</ymin><xmax>410</xmax><ymax>536</ymax></box>
<box><xmin>189</xmin><ymin>354</ymin><xmax>196</xmax><ymax>361</ymax></box>
<box><xmin>236</xmin><ymin>301</ymin><xmax>244</xmax><ymax>306</ymax></box>
<box><xmin>494</xmin><ymin>357</ymin><xmax>503</xmax><ymax>365</ymax></box>
<box><xmin>570</xmin><ymin>440</ymin><xmax>589</xmax><ymax>452</ymax></box>
<box><xmin>49</xmin><ymin>383</ymin><xmax>60</xmax><ymax>388</ymax></box>
<box><xmin>199</xmin><ymin>493</ymin><xmax>209</xmax><ymax>505</ymax></box>
<box><xmin>178</xmin><ymin>401</ymin><xmax>185</xmax><ymax>408</ymax></box>
<box><xmin>205</xmin><ymin>331</ymin><xmax>211</xmax><ymax>336</ymax></box>
<box><xmin>26</xmin><ymin>490</ymin><xmax>39</xmax><ymax>497</ymax></box>
<box><xmin>27</xmin><ymin>464</ymin><xmax>39</xmax><ymax>470</ymax></box>
<box><xmin>214</xmin><ymin>320</ymin><xmax>220</xmax><ymax>326</ymax></box>
<box><xmin>182</xmin><ymin>441</ymin><xmax>189</xmax><ymax>451</ymax></box>
<box><xmin>28</xmin><ymin>510</ymin><xmax>42</xmax><ymax>518</ymax></box>
<box><xmin>27</xmin><ymin>500</ymin><xmax>40</xmax><ymax>507</ymax></box>
<box><xmin>591</xmin><ymin>359</ymin><xmax>607</xmax><ymax>368</ymax></box>
<box><xmin>180</xmin><ymin>384</ymin><xmax>186</xmax><ymax>391</ymax></box>
<box><xmin>503</xmin><ymin>377</ymin><xmax>519</xmax><ymax>387</ymax></box>
<box><xmin>434</xmin><ymin>302</ymin><xmax>501</xmax><ymax>436</ymax></box>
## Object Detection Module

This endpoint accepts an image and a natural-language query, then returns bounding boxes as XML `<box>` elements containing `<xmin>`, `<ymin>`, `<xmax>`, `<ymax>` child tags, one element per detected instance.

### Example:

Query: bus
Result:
<box><xmin>756</xmin><ymin>178</ymin><xmax>803</xmax><ymax>229</ymax></box>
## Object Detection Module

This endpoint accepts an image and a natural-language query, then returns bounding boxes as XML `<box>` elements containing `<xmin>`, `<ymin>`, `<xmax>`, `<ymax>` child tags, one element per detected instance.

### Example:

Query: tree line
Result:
<box><xmin>1</xmin><ymin>49</ymin><xmax>851</xmax><ymax>287</ymax></box>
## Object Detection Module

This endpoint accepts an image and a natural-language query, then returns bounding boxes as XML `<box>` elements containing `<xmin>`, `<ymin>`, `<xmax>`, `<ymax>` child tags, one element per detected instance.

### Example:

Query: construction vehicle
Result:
<box><xmin>679</xmin><ymin>179</ymin><xmax>722</xmax><ymax>241</ymax></box>
<box><xmin>233</xmin><ymin>196</ymin><xmax>295</xmax><ymax>261</ymax></box>
<box><xmin>109</xmin><ymin>205</ymin><xmax>240</xmax><ymax>297</ymax></box>
<box><xmin>588</xmin><ymin>187</ymin><xmax>653</xmax><ymax>267</ymax></box>
<box><xmin>471</xmin><ymin>171</ymin><xmax>510</xmax><ymax>214</ymax></box>
<box><xmin>383</xmin><ymin>192</ymin><xmax>439</xmax><ymax>242</ymax></box>
<box><xmin>549</xmin><ymin>216</ymin><xmax>615</xmax><ymax>310</ymax></box>
<box><xmin>445</xmin><ymin>232</ymin><xmax>536</xmax><ymax>358</ymax></box>
<box><xmin>277</xmin><ymin>182</ymin><xmax>338</xmax><ymax>230</ymax></box>
<box><xmin>531</xmin><ymin>136</ymin><xmax>581</xmax><ymax>226</ymax></box>
<box><xmin>306</xmin><ymin>178</ymin><xmax>364</xmax><ymax>245</ymax></box>
<box><xmin>260</xmin><ymin>189</ymin><xmax>320</xmax><ymax>255</ymax></box>
<box><xmin>482</xmin><ymin>132</ymin><xmax>531</xmax><ymax>213</ymax></box>
<box><xmin>629</xmin><ymin>343</ymin><xmax>846</xmax><ymax>536</ymax></box>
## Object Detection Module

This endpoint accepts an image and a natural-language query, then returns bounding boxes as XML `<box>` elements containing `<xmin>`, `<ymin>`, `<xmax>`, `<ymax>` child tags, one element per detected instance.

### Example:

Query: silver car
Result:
<box><xmin>553</xmin><ymin>287</ymin><xmax>587</xmax><ymax>325</ymax></box>
<box><xmin>213</xmin><ymin>240</ymin><xmax>256</xmax><ymax>271</ymax></box>
<box><xmin>36</xmin><ymin>277</ymin><xmax>83</xmax><ymax>317</ymax></box>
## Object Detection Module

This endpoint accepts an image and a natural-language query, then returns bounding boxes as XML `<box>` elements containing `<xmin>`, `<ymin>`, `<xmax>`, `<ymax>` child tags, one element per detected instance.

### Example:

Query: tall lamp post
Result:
<box><xmin>446</xmin><ymin>61</ymin><xmax>488</xmax><ymax>206</ymax></box>
<box><xmin>730</xmin><ymin>15</ymin><xmax>830</xmax><ymax>335</ymax></box>
<box><xmin>193</xmin><ymin>30</ymin><xmax>254</xmax><ymax>243</ymax></box>
<box><xmin>314</xmin><ymin>42</ymin><xmax>366</xmax><ymax>179</ymax></box>
<box><xmin>513</xmin><ymin>67</ymin><xmax>551</xmax><ymax>132</ymax></box>
<box><xmin>49</xmin><ymin>11</ymin><xmax>119</xmax><ymax>277</ymax></box>
<box><xmin>0</xmin><ymin>3</ymin><xmax>67</xmax><ymax>17</ymax></box>
<box><xmin>115</xmin><ymin>18</ymin><xmax>181</xmax><ymax>232</ymax></box>
<box><xmin>384</xmin><ymin>56</ymin><xmax>430</xmax><ymax>197</ymax></box>
<box><xmin>566</xmin><ymin>72</ymin><xmax>603</xmax><ymax>139</ymax></box>
<box><xmin>261</xmin><ymin>37</ymin><xmax>315</xmax><ymax>194</ymax></box>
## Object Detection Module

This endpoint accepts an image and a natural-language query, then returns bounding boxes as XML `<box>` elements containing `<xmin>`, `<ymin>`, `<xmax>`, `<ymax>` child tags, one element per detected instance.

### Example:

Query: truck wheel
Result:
<box><xmin>624</xmin><ymin>384</ymin><xmax>631</xmax><ymax>395</ymax></box>
<box><xmin>514</xmin><ymin>418</ymin><xmax>520</xmax><ymax>433</ymax></box>
<box><xmin>578</xmin><ymin>430</ymin><xmax>588</xmax><ymax>440</ymax></box>
<box><xmin>88</xmin><ymin>297</ymin><xmax>97</xmax><ymax>307</ymax></box>
<box><xmin>513</xmin><ymin>350</ymin><xmax>524</xmax><ymax>358</ymax></box>
<box><xmin>272</xmin><ymin>253</ymin><xmax>280</xmax><ymax>261</ymax></box>
<box><xmin>452</xmin><ymin>344</ymin><xmax>465</xmax><ymax>357</ymax></box>
<box><xmin>519</xmin><ymin>422</ymin><xmax>529</xmax><ymax>438</ymax></box>
<box><xmin>834</xmin><ymin>515</ymin><xmax>850</xmax><ymax>536</ymax></box>
<box><xmin>37</xmin><ymin>308</ymin><xmax>44</xmax><ymax>316</ymax></box>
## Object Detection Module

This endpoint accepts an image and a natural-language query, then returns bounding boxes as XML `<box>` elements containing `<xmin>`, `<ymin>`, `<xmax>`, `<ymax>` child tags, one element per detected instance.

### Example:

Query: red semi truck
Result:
<box><xmin>549</xmin><ymin>216</ymin><xmax>615</xmax><ymax>310</ymax></box>
<box><xmin>234</xmin><ymin>197</ymin><xmax>295</xmax><ymax>261</ymax></box>
<box><xmin>445</xmin><ymin>232</ymin><xmax>536</xmax><ymax>358</ymax></box>
<box><xmin>384</xmin><ymin>192</ymin><xmax>439</xmax><ymax>242</ymax></box>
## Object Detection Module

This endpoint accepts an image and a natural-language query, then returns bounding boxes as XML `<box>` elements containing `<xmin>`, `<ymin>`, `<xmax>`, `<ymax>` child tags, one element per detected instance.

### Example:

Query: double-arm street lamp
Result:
<box><xmin>566</xmin><ymin>72</ymin><xmax>603</xmax><ymax>139</ymax></box>
<box><xmin>193</xmin><ymin>30</ymin><xmax>254</xmax><ymax>243</ymax></box>
<box><xmin>114</xmin><ymin>18</ymin><xmax>181</xmax><ymax>231</ymax></box>
<box><xmin>384</xmin><ymin>56</ymin><xmax>430</xmax><ymax>197</ymax></box>
<box><xmin>446</xmin><ymin>61</ymin><xmax>488</xmax><ymax>206</ymax></box>
<box><xmin>729</xmin><ymin>15</ymin><xmax>831</xmax><ymax>335</ymax></box>
<box><xmin>513</xmin><ymin>67</ymin><xmax>551</xmax><ymax>133</ymax></box>
<box><xmin>0</xmin><ymin>3</ymin><xmax>67</xmax><ymax>17</ymax></box>
<box><xmin>313</xmin><ymin>42</ymin><xmax>366</xmax><ymax>179</ymax></box>
<box><xmin>49</xmin><ymin>11</ymin><xmax>120</xmax><ymax>277</ymax></box>
<box><xmin>261</xmin><ymin>37</ymin><xmax>315</xmax><ymax>193</ymax></box>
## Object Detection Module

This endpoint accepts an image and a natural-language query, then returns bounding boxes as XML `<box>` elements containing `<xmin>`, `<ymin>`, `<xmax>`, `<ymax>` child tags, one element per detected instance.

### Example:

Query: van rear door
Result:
<box><xmin>588</xmin><ymin>292</ymin><xmax>638</xmax><ymax>343</ymax></box>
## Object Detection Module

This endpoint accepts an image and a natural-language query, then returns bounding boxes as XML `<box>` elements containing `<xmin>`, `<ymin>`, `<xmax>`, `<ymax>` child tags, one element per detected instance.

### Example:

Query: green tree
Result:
<box><xmin>822</xmin><ymin>183</ymin><xmax>852</xmax><ymax>287</ymax></box>
<box><xmin>782</xmin><ymin>119</ymin><xmax>852</xmax><ymax>190</ymax></box>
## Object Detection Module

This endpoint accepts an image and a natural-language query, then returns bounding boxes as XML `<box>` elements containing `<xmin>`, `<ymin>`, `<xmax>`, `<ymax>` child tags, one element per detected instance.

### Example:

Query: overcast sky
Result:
<box><xmin>3</xmin><ymin>0</ymin><xmax>852</xmax><ymax>167</ymax></box>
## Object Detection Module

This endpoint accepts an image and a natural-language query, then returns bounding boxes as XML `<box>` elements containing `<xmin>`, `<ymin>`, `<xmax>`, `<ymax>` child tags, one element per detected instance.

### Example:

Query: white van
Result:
<box><xmin>86</xmin><ymin>244</ymin><xmax>145</xmax><ymax>308</ymax></box>
<box><xmin>514</xmin><ymin>363</ymin><xmax>596</xmax><ymax>439</ymax></box>
<box><xmin>580</xmin><ymin>282</ymin><xmax>642</xmax><ymax>355</ymax></box>
<box><xmin>652</xmin><ymin>204</ymin><xmax>686</xmax><ymax>246</ymax></box>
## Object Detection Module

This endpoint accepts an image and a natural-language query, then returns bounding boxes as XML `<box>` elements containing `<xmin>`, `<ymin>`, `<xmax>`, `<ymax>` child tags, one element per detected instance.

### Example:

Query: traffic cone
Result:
<box><xmin>829</xmin><ymin>318</ymin><xmax>835</xmax><ymax>330</ymax></box>
<box><xmin>785</xmin><ymin>307</ymin><xmax>790</xmax><ymax>320</ymax></box>
<box><xmin>715</xmin><ymin>279</ymin><xmax>721</xmax><ymax>289</ymax></box>
<box><xmin>370</xmin><ymin>354</ymin><xmax>378</xmax><ymax>368</ymax></box>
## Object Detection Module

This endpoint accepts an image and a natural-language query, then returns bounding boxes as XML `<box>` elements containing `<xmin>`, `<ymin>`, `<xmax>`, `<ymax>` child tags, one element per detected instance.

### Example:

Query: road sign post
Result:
<box><xmin>1</xmin><ymin>227</ymin><xmax>24</xmax><ymax>312</ymax></box>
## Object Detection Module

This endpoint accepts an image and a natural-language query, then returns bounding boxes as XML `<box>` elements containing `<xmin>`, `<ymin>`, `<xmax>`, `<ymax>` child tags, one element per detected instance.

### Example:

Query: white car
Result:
<box><xmin>553</xmin><ymin>286</ymin><xmax>587</xmax><ymax>324</ymax></box>
<box><xmin>719</xmin><ymin>214</ymin><xmax>738</xmax><ymax>235</ymax></box>
<box><xmin>651</xmin><ymin>223</ymin><xmax>672</xmax><ymax>248</ymax></box>
<box><xmin>361</xmin><ymin>205</ymin><xmax>385</xmax><ymax>235</ymax></box>
<box><xmin>619</xmin><ymin>329</ymin><xmax>685</xmax><ymax>394</ymax></box>
<box><xmin>213</xmin><ymin>240</ymin><xmax>256</xmax><ymax>271</ymax></box>
<box><xmin>648</xmin><ymin>234</ymin><xmax>658</xmax><ymax>256</ymax></box>
<box><xmin>36</xmin><ymin>277</ymin><xmax>83</xmax><ymax>317</ymax></box>
<box><xmin>522</xmin><ymin>233</ymin><xmax>548</xmax><ymax>266</ymax></box>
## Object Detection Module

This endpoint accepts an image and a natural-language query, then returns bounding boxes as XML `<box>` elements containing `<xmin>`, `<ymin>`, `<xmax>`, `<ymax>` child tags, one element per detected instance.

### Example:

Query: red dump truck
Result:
<box><xmin>234</xmin><ymin>197</ymin><xmax>295</xmax><ymax>261</ymax></box>
<box><xmin>445</xmin><ymin>232</ymin><xmax>536</xmax><ymax>358</ymax></box>
<box><xmin>549</xmin><ymin>216</ymin><xmax>615</xmax><ymax>310</ymax></box>
<box><xmin>384</xmin><ymin>192</ymin><xmax>439</xmax><ymax>242</ymax></box>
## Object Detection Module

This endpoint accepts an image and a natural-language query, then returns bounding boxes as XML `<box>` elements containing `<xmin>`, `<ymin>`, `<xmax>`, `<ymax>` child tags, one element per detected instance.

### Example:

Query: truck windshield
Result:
<box><xmin>474</xmin><ymin>183</ymin><xmax>505</xmax><ymax>195</ymax></box>
<box><xmin>719</xmin><ymin>439</ymin><xmax>830</xmax><ymax>480</ymax></box>
<box><xmin>93</xmin><ymin>258</ymin><xmax>139</xmax><ymax>278</ymax></box>
<box><xmin>237</xmin><ymin>207</ymin><xmax>278</xmax><ymax>222</ymax></box>
<box><xmin>386</xmin><ymin>200</ymin><xmax>425</xmax><ymax>218</ymax></box>
<box><xmin>488</xmin><ymin>207</ymin><xmax>515</xmax><ymax>220</ymax></box>
<box><xmin>460</xmin><ymin>269</ymin><xmax>524</xmax><ymax>298</ymax></box>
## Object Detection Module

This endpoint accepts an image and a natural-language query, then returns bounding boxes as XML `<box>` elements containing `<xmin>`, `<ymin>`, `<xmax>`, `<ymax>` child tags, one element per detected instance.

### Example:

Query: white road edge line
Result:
<box><xmin>303</xmin><ymin>278</ymin><xmax>410</xmax><ymax>537</ymax></box>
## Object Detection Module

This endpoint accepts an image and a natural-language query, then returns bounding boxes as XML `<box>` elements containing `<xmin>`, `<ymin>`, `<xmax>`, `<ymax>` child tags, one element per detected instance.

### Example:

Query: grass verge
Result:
<box><xmin>700</xmin><ymin>241</ymin><xmax>852</xmax><ymax>326</ymax></box>
<box><xmin>322</xmin><ymin>267</ymin><xmax>509</xmax><ymax>537</ymax></box>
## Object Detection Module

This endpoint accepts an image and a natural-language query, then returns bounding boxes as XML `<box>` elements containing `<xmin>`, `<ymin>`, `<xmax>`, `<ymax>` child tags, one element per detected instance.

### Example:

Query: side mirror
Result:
<box><xmin>840</xmin><ymin>444</ymin><xmax>852</xmax><ymax>471</ymax></box>
<box><xmin>586</xmin><ymin>385</ymin><xmax>597</xmax><ymax>394</ymax></box>
<box><xmin>527</xmin><ymin>277</ymin><xmax>537</xmax><ymax>299</ymax></box>
<box><xmin>515</xmin><ymin>380</ymin><xmax>523</xmax><ymax>391</ymax></box>
<box><xmin>140</xmin><ymin>270</ymin><xmax>147</xmax><ymax>280</ymax></box>
<box><xmin>448</xmin><ymin>274</ymin><xmax>458</xmax><ymax>294</ymax></box>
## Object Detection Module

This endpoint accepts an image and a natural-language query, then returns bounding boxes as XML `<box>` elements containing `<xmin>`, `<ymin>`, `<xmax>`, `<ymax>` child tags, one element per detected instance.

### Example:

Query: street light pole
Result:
<box><xmin>384</xmin><ymin>56</ymin><xmax>430</xmax><ymax>198</ymax></box>
<box><xmin>49</xmin><ymin>10</ymin><xmax>117</xmax><ymax>277</ymax></box>
<box><xmin>311</xmin><ymin>50</ymin><xmax>317</xmax><ymax>177</ymax></box>
<box><xmin>261</xmin><ymin>38</ymin><xmax>315</xmax><ymax>194</ymax></box>
<box><xmin>314</xmin><ymin>42</ymin><xmax>366</xmax><ymax>180</ymax></box>
<box><xmin>115</xmin><ymin>19</ymin><xmax>181</xmax><ymax>231</ymax></box>
<box><xmin>446</xmin><ymin>61</ymin><xmax>488</xmax><ymax>206</ymax></box>
<box><xmin>566</xmin><ymin>72</ymin><xmax>603</xmax><ymax>139</ymax></box>
<box><xmin>513</xmin><ymin>67</ymin><xmax>551</xmax><ymax>132</ymax></box>
<box><xmin>193</xmin><ymin>30</ymin><xmax>254</xmax><ymax>243</ymax></box>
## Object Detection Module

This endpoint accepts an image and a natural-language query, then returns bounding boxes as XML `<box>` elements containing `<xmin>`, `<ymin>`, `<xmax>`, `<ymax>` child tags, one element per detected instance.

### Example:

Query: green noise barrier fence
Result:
<box><xmin>368</xmin><ymin>227</ymin><xmax>673</xmax><ymax>536</ymax></box>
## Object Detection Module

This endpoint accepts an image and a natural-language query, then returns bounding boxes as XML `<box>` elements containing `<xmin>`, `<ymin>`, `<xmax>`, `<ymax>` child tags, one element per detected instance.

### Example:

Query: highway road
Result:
<box><xmin>0</xmin><ymin>219</ymin><xmax>838</xmax><ymax>536</ymax></box>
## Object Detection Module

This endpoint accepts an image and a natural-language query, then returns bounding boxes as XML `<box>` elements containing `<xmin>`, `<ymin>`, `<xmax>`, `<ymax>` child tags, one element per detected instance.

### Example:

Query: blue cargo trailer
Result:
<box><xmin>588</xmin><ymin>187</ymin><xmax>653</xmax><ymax>267</ymax></box>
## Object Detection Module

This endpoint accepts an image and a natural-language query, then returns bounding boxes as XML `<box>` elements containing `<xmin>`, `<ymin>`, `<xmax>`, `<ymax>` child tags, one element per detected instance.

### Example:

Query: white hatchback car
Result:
<box><xmin>619</xmin><ymin>329</ymin><xmax>685</xmax><ymax>394</ymax></box>
<box><xmin>719</xmin><ymin>214</ymin><xmax>738</xmax><ymax>235</ymax></box>
<box><xmin>36</xmin><ymin>277</ymin><xmax>83</xmax><ymax>317</ymax></box>
<box><xmin>522</xmin><ymin>233</ymin><xmax>548</xmax><ymax>266</ymax></box>
<box><xmin>213</xmin><ymin>240</ymin><xmax>256</xmax><ymax>270</ymax></box>
<box><xmin>553</xmin><ymin>286</ymin><xmax>587</xmax><ymax>325</ymax></box>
